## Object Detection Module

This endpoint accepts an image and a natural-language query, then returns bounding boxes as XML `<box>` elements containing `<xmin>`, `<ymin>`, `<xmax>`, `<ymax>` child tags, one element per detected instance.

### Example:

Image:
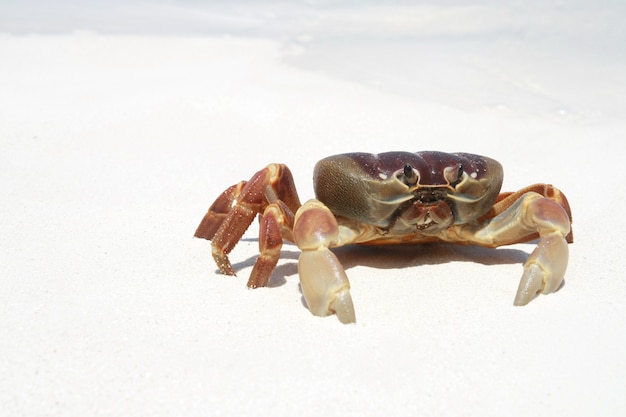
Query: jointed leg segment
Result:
<box><xmin>458</xmin><ymin>189</ymin><xmax>571</xmax><ymax>305</ymax></box>
<box><xmin>248</xmin><ymin>200</ymin><xmax>296</xmax><ymax>288</ymax></box>
<box><xmin>194</xmin><ymin>164</ymin><xmax>301</xmax><ymax>286</ymax></box>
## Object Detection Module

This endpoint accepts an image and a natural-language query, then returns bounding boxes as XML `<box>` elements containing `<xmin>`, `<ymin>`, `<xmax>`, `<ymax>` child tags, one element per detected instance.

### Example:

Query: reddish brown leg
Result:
<box><xmin>195</xmin><ymin>164</ymin><xmax>302</xmax><ymax>281</ymax></box>
<box><xmin>195</xmin><ymin>181</ymin><xmax>247</xmax><ymax>240</ymax></box>
<box><xmin>247</xmin><ymin>200</ymin><xmax>296</xmax><ymax>288</ymax></box>
<box><xmin>484</xmin><ymin>184</ymin><xmax>573</xmax><ymax>243</ymax></box>
<box><xmin>209</xmin><ymin>197</ymin><xmax>259</xmax><ymax>276</ymax></box>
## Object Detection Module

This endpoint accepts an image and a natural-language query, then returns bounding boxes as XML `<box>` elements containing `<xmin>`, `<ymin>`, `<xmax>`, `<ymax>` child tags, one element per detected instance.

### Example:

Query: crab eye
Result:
<box><xmin>403</xmin><ymin>164</ymin><xmax>414</xmax><ymax>179</ymax></box>
<box><xmin>445</xmin><ymin>163</ymin><xmax>464</xmax><ymax>187</ymax></box>
<box><xmin>457</xmin><ymin>164</ymin><xmax>464</xmax><ymax>179</ymax></box>
<box><xmin>402</xmin><ymin>164</ymin><xmax>418</xmax><ymax>185</ymax></box>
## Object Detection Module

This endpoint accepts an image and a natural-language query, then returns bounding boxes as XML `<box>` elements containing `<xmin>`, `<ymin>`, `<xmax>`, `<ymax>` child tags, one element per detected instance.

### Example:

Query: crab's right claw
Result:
<box><xmin>299</xmin><ymin>248</ymin><xmax>356</xmax><ymax>324</ymax></box>
<box><xmin>294</xmin><ymin>199</ymin><xmax>356</xmax><ymax>324</ymax></box>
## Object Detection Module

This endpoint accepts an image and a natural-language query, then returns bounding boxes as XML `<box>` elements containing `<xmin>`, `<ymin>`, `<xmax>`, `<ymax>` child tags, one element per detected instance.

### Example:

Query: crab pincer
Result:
<box><xmin>293</xmin><ymin>199</ymin><xmax>356</xmax><ymax>324</ymax></box>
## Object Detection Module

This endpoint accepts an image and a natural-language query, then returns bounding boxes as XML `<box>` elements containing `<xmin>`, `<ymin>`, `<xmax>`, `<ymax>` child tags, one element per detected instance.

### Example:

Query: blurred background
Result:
<box><xmin>2</xmin><ymin>2</ymin><xmax>625</xmax><ymax>416</ymax></box>
<box><xmin>2</xmin><ymin>0</ymin><xmax>625</xmax><ymax>122</ymax></box>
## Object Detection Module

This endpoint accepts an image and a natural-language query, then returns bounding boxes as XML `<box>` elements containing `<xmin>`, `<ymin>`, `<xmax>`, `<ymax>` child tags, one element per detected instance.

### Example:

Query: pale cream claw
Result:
<box><xmin>294</xmin><ymin>199</ymin><xmax>356</xmax><ymax>323</ymax></box>
<box><xmin>330</xmin><ymin>289</ymin><xmax>356</xmax><ymax>325</ymax></box>
<box><xmin>515</xmin><ymin>264</ymin><xmax>544</xmax><ymax>306</ymax></box>
<box><xmin>460</xmin><ymin>192</ymin><xmax>571</xmax><ymax>306</ymax></box>
<box><xmin>298</xmin><ymin>246</ymin><xmax>356</xmax><ymax>323</ymax></box>
<box><xmin>514</xmin><ymin>232</ymin><xmax>569</xmax><ymax>306</ymax></box>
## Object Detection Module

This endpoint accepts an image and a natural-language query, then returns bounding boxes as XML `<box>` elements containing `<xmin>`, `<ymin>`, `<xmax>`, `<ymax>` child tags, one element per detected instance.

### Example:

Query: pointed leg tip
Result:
<box><xmin>513</xmin><ymin>294</ymin><xmax>532</xmax><ymax>307</ymax></box>
<box><xmin>214</xmin><ymin>262</ymin><xmax>236</xmax><ymax>276</ymax></box>
<box><xmin>337</xmin><ymin>314</ymin><xmax>356</xmax><ymax>325</ymax></box>
<box><xmin>514</xmin><ymin>263</ymin><xmax>544</xmax><ymax>306</ymax></box>
<box><xmin>331</xmin><ymin>290</ymin><xmax>356</xmax><ymax>324</ymax></box>
<box><xmin>246</xmin><ymin>275</ymin><xmax>270</xmax><ymax>289</ymax></box>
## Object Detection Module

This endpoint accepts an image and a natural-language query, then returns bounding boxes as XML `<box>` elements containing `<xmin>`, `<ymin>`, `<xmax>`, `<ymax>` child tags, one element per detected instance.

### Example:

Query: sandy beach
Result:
<box><xmin>2</xmin><ymin>2</ymin><xmax>626</xmax><ymax>416</ymax></box>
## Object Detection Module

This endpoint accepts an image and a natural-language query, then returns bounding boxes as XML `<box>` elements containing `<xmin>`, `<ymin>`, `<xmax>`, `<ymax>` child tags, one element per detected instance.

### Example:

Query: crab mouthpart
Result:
<box><xmin>397</xmin><ymin>198</ymin><xmax>454</xmax><ymax>233</ymax></box>
<box><xmin>416</xmin><ymin>202</ymin><xmax>454</xmax><ymax>230</ymax></box>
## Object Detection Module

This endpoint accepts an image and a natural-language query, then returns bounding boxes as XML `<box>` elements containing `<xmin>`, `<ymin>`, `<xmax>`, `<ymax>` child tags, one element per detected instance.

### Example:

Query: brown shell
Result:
<box><xmin>313</xmin><ymin>151</ymin><xmax>503</xmax><ymax>228</ymax></box>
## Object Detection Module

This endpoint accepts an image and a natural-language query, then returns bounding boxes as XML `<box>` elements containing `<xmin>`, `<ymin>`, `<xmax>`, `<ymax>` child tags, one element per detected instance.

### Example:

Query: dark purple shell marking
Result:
<box><xmin>347</xmin><ymin>151</ymin><xmax>490</xmax><ymax>185</ymax></box>
<box><xmin>313</xmin><ymin>151</ymin><xmax>502</xmax><ymax>228</ymax></box>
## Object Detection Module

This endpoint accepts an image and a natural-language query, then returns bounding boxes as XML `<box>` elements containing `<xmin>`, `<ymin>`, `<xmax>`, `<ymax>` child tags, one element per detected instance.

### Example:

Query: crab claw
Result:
<box><xmin>512</xmin><ymin>194</ymin><xmax>571</xmax><ymax>305</ymax></box>
<box><xmin>514</xmin><ymin>232</ymin><xmax>568</xmax><ymax>306</ymax></box>
<box><xmin>294</xmin><ymin>199</ymin><xmax>356</xmax><ymax>324</ymax></box>
<box><xmin>299</xmin><ymin>249</ymin><xmax>355</xmax><ymax>323</ymax></box>
<box><xmin>461</xmin><ymin>189</ymin><xmax>571</xmax><ymax>306</ymax></box>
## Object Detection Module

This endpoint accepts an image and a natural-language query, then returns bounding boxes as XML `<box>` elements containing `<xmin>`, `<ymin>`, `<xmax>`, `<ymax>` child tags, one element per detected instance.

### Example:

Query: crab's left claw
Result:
<box><xmin>465</xmin><ymin>190</ymin><xmax>571</xmax><ymax>306</ymax></box>
<box><xmin>294</xmin><ymin>200</ymin><xmax>356</xmax><ymax>324</ymax></box>
<box><xmin>513</xmin><ymin>196</ymin><xmax>570</xmax><ymax>305</ymax></box>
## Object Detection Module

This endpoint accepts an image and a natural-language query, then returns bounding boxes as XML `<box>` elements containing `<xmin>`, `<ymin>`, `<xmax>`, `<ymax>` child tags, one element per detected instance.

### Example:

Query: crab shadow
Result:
<box><xmin>227</xmin><ymin>238</ymin><xmax>534</xmax><ymax>290</ymax></box>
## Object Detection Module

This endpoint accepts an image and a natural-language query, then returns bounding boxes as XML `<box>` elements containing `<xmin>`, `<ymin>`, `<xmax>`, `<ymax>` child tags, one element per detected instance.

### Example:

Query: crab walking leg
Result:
<box><xmin>294</xmin><ymin>200</ymin><xmax>356</xmax><ymax>324</ymax></box>
<box><xmin>487</xmin><ymin>183</ymin><xmax>573</xmax><ymax>243</ymax></box>
<box><xmin>194</xmin><ymin>181</ymin><xmax>247</xmax><ymax>241</ymax></box>
<box><xmin>209</xmin><ymin>197</ymin><xmax>258</xmax><ymax>276</ymax></box>
<box><xmin>460</xmin><ymin>192</ymin><xmax>571</xmax><ymax>305</ymax></box>
<box><xmin>195</xmin><ymin>164</ymin><xmax>302</xmax><ymax>278</ymax></box>
<box><xmin>195</xmin><ymin>180</ymin><xmax>257</xmax><ymax>276</ymax></box>
<box><xmin>247</xmin><ymin>201</ymin><xmax>295</xmax><ymax>288</ymax></box>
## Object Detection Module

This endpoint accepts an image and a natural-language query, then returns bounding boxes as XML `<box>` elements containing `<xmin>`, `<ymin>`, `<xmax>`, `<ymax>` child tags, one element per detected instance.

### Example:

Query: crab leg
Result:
<box><xmin>458</xmin><ymin>191</ymin><xmax>571</xmax><ymax>306</ymax></box>
<box><xmin>485</xmin><ymin>183</ymin><xmax>573</xmax><ymax>243</ymax></box>
<box><xmin>195</xmin><ymin>164</ymin><xmax>301</xmax><ymax>279</ymax></box>
<box><xmin>194</xmin><ymin>181</ymin><xmax>247</xmax><ymax>241</ymax></box>
<box><xmin>294</xmin><ymin>200</ymin><xmax>356</xmax><ymax>324</ymax></box>
<box><xmin>207</xmin><ymin>188</ymin><xmax>259</xmax><ymax>276</ymax></box>
<box><xmin>247</xmin><ymin>200</ymin><xmax>295</xmax><ymax>288</ymax></box>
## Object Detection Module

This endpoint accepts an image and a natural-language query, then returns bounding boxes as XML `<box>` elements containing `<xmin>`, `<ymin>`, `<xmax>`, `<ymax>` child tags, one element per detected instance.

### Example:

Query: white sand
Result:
<box><xmin>2</xmin><ymin>2</ymin><xmax>626</xmax><ymax>416</ymax></box>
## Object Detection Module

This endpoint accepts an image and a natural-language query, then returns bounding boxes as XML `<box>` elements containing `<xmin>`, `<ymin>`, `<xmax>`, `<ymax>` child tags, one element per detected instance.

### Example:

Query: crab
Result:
<box><xmin>195</xmin><ymin>151</ymin><xmax>573</xmax><ymax>324</ymax></box>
